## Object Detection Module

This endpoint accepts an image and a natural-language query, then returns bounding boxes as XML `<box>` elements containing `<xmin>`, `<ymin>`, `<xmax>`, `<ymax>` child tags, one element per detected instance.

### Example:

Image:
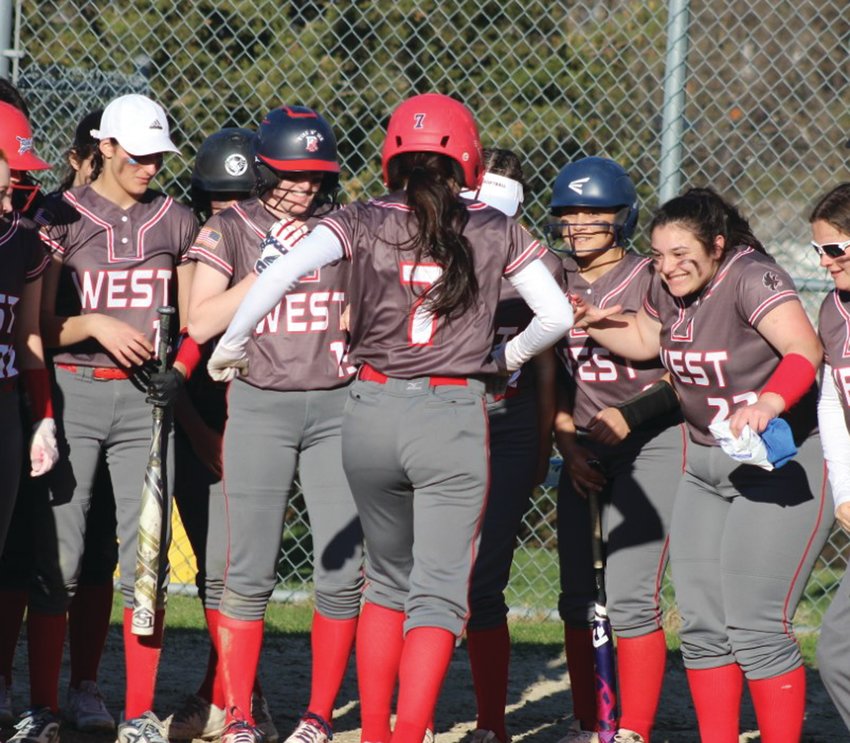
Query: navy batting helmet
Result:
<box><xmin>254</xmin><ymin>105</ymin><xmax>340</xmax><ymax>201</ymax></box>
<box><xmin>547</xmin><ymin>157</ymin><xmax>638</xmax><ymax>249</ymax></box>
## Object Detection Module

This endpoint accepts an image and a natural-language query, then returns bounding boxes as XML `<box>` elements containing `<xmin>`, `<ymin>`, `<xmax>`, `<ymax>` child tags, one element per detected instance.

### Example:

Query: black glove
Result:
<box><xmin>146</xmin><ymin>368</ymin><xmax>184</xmax><ymax>407</ymax></box>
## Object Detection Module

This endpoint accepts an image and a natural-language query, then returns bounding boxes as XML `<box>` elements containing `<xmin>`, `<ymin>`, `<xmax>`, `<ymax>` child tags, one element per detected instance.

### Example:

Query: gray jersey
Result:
<box><xmin>493</xmin><ymin>249</ymin><xmax>564</xmax><ymax>397</ymax></box>
<box><xmin>321</xmin><ymin>193</ymin><xmax>545</xmax><ymax>378</ymax></box>
<box><xmin>36</xmin><ymin>185</ymin><xmax>197</xmax><ymax>368</ymax></box>
<box><xmin>188</xmin><ymin>198</ymin><xmax>354</xmax><ymax>391</ymax></box>
<box><xmin>0</xmin><ymin>213</ymin><xmax>50</xmax><ymax>381</ymax></box>
<box><xmin>818</xmin><ymin>289</ymin><xmax>850</xmax><ymax>431</ymax></box>
<box><xmin>560</xmin><ymin>252</ymin><xmax>669</xmax><ymax>429</ymax></box>
<box><xmin>646</xmin><ymin>246</ymin><xmax>814</xmax><ymax>445</ymax></box>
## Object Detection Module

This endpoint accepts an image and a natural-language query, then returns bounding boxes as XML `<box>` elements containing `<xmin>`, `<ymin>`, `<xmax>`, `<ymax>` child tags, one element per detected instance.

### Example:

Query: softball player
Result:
<box><xmin>459</xmin><ymin>149</ymin><xmax>562</xmax><ymax>743</ymax></box>
<box><xmin>809</xmin><ymin>183</ymin><xmax>850</xmax><ymax>733</ymax></box>
<box><xmin>187</xmin><ymin>106</ymin><xmax>361</xmax><ymax>743</ymax></box>
<box><xmin>168</xmin><ymin>126</ymin><xmax>264</xmax><ymax>742</ymax></box>
<box><xmin>208</xmin><ymin>93</ymin><xmax>573</xmax><ymax>743</ymax></box>
<box><xmin>0</xmin><ymin>106</ymin><xmax>118</xmax><ymax>737</ymax></box>
<box><xmin>546</xmin><ymin>158</ymin><xmax>684</xmax><ymax>743</ymax></box>
<box><xmin>27</xmin><ymin>93</ymin><xmax>199</xmax><ymax>743</ymax></box>
<box><xmin>573</xmin><ymin>188</ymin><xmax>832</xmax><ymax>742</ymax></box>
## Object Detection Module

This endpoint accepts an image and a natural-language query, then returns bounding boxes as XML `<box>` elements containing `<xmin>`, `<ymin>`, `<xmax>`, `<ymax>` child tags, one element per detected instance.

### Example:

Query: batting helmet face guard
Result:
<box><xmin>0</xmin><ymin>101</ymin><xmax>51</xmax><ymax>171</ymax></box>
<box><xmin>382</xmin><ymin>94</ymin><xmax>483</xmax><ymax>190</ymax></box>
<box><xmin>254</xmin><ymin>105</ymin><xmax>340</xmax><ymax>198</ymax></box>
<box><xmin>546</xmin><ymin>156</ymin><xmax>639</xmax><ymax>253</ymax></box>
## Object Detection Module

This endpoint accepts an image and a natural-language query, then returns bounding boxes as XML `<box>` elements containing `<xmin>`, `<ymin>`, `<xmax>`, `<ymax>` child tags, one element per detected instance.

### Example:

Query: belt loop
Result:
<box><xmin>79</xmin><ymin>366</ymin><xmax>94</xmax><ymax>383</ymax></box>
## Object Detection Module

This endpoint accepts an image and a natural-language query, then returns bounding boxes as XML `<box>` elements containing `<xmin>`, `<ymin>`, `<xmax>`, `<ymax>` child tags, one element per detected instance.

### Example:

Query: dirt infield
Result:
<box><xmin>5</xmin><ymin>621</ymin><xmax>845</xmax><ymax>743</ymax></box>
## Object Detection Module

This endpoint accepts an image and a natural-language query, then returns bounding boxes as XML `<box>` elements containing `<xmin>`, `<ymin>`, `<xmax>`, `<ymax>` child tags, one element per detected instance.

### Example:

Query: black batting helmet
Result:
<box><xmin>254</xmin><ymin>105</ymin><xmax>340</xmax><ymax>200</ymax></box>
<box><xmin>191</xmin><ymin>127</ymin><xmax>256</xmax><ymax>218</ymax></box>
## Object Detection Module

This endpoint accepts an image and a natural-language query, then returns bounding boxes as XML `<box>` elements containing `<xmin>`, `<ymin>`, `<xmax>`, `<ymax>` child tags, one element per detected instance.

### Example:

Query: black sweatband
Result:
<box><xmin>615</xmin><ymin>380</ymin><xmax>679</xmax><ymax>430</ymax></box>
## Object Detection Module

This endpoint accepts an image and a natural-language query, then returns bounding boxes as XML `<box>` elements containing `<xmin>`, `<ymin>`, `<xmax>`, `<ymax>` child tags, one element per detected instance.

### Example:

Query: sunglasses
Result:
<box><xmin>812</xmin><ymin>239</ymin><xmax>850</xmax><ymax>259</ymax></box>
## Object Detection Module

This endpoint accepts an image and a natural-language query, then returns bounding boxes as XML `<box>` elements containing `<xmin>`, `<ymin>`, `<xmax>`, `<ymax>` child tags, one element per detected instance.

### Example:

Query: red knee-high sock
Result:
<box><xmin>197</xmin><ymin>609</ymin><xmax>225</xmax><ymax>708</ymax></box>
<box><xmin>467</xmin><ymin>623</ymin><xmax>510</xmax><ymax>741</ymax></box>
<box><xmin>685</xmin><ymin>664</ymin><xmax>743</xmax><ymax>743</ymax></box>
<box><xmin>28</xmin><ymin>611</ymin><xmax>67</xmax><ymax>712</ymax></box>
<box><xmin>123</xmin><ymin>607</ymin><xmax>165</xmax><ymax>718</ymax></box>
<box><xmin>308</xmin><ymin>611</ymin><xmax>357</xmax><ymax>722</ymax></box>
<box><xmin>617</xmin><ymin>630</ymin><xmax>666</xmax><ymax>742</ymax></box>
<box><xmin>69</xmin><ymin>581</ymin><xmax>114</xmax><ymax>687</ymax></box>
<box><xmin>564</xmin><ymin>626</ymin><xmax>596</xmax><ymax>730</ymax></box>
<box><xmin>218</xmin><ymin>614</ymin><xmax>264</xmax><ymax>725</ymax></box>
<box><xmin>747</xmin><ymin>666</ymin><xmax>805</xmax><ymax>743</ymax></box>
<box><xmin>391</xmin><ymin>627</ymin><xmax>455</xmax><ymax>743</ymax></box>
<box><xmin>356</xmin><ymin>603</ymin><xmax>405</xmax><ymax>743</ymax></box>
<box><xmin>0</xmin><ymin>590</ymin><xmax>27</xmax><ymax>686</ymax></box>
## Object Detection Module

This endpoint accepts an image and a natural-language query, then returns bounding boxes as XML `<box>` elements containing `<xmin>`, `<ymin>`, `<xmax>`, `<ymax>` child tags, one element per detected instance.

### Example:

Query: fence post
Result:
<box><xmin>658</xmin><ymin>0</ymin><xmax>691</xmax><ymax>204</ymax></box>
<box><xmin>0</xmin><ymin>0</ymin><xmax>13</xmax><ymax>80</ymax></box>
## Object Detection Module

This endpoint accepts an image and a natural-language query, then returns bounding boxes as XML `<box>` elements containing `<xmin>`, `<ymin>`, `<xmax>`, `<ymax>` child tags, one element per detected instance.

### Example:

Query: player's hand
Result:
<box><xmin>836</xmin><ymin>502</ymin><xmax>850</xmax><ymax>533</ymax></box>
<box><xmin>587</xmin><ymin>407</ymin><xmax>631</xmax><ymax>446</ymax></box>
<box><xmin>570</xmin><ymin>294</ymin><xmax>622</xmax><ymax>329</ymax></box>
<box><xmin>728</xmin><ymin>394</ymin><xmax>783</xmax><ymax>437</ymax></box>
<box><xmin>90</xmin><ymin>315</ymin><xmax>155</xmax><ymax>367</ymax></box>
<box><xmin>340</xmin><ymin>305</ymin><xmax>351</xmax><ymax>333</ymax></box>
<box><xmin>145</xmin><ymin>368</ymin><xmax>184</xmax><ymax>408</ymax></box>
<box><xmin>207</xmin><ymin>340</ymin><xmax>249</xmax><ymax>383</ymax></box>
<box><xmin>254</xmin><ymin>218</ymin><xmax>309</xmax><ymax>275</ymax></box>
<box><xmin>30</xmin><ymin>417</ymin><xmax>59</xmax><ymax>477</ymax></box>
<box><xmin>563</xmin><ymin>444</ymin><xmax>606</xmax><ymax>499</ymax></box>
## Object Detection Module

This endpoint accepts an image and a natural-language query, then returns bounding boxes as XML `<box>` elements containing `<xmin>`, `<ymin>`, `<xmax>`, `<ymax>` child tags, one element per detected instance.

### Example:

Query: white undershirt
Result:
<box><xmin>818</xmin><ymin>364</ymin><xmax>850</xmax><ymax>512</ymax></box>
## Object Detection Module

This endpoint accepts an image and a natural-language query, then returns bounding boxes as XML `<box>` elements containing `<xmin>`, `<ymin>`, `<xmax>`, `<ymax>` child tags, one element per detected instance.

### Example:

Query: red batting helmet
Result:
<box><xmin>381</xmin><ymin>94</ymin><xmax>483</xmax><ymax>190</ymax></box>
<box><xmin>0</xmin><ymin>102</ymin><xmax>50</xmax><ymax>171</ymax></box>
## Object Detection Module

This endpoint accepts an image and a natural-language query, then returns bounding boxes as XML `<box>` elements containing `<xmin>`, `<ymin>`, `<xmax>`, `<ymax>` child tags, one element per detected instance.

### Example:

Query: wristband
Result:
<box><xmin>174</xmin><ymin>328</ymin><xmax>204</xmax><ymax>379</ymax></box>
<box><xmin>23</xmin><ymin>368</ymin><xmax>54</xmax><ymax>421</ymax></box>
<box><xmin>615</xmin><ymin>380</ymin><xmax>679</xmax><ymax>430</ymax></box>
<box><xmin>760</xmin><ymin>353</ymin><xmax>816</xmax><ymax>411</ymax></box>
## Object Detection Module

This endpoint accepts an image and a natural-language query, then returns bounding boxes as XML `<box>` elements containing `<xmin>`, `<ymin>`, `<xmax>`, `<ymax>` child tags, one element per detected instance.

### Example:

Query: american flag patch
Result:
<box><xmin>194</xmin><ymin>227</ymin><xmax>223</xmax><ymax>251</ymax></box>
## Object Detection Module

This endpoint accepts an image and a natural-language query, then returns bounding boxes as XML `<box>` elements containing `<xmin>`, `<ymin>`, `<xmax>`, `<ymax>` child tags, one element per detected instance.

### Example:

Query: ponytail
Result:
<box><xmin>386</xmin><ymin>151</ymin><xmax>479</xmax><ymax>318</ymax></box>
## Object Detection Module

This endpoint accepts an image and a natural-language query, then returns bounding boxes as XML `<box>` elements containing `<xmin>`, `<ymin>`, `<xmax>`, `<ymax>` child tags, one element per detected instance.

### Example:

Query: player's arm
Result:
<box><xmin>503</xmin><ymin>259</ymin><xmax>573</xmax><ymax>372</ymax></box>
<box><xmin>531</xmin><ymin>347</ymin><xmax>557</xmax><ymax>485</ymax></box>
<box><xmin>728</xmin><ymin>299</ymin><xmax>822</xmax><ymax>436</ymax></box>
<box><xmin>187</xmin><ymin>262</ymin><xmax>257</xmax><ymax>344</ymax></box>
<box><xmin>15</xmin><ymin>276</ymin><xmax>59</xmax><ymax>476</ymax></box>
<box><xmin>573</xmin><ymin>295</ymin><xmax>662</xmax><ymax>362</ymax></box>
<box><xmin>819</xmin><ymin>365</ymin><xmax>850</xmax><ymax>532</ymax></box>
<box><xmin>39</xmin><ymin>255</ymin><xmax>154</xmax><ymax>366</ymax></box>
<box><xmin>553</xmin><ymin>377</ymin><xmax>605</xmax><ymax>498</ymax></box>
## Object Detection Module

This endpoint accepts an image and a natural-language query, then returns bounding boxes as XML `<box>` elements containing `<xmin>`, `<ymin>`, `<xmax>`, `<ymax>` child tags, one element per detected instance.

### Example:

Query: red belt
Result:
<box><xmin>358</xmin><ymin>363</ymin><xmax>468</xmax><ymax>387</ymax></box>
<box><xmin>56</xmin><ymin>363</ymin><xmax>131</xmax><ymax>380</ymax></box>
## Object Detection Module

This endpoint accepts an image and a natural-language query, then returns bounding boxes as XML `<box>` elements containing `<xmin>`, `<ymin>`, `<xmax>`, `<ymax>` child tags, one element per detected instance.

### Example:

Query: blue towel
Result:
<box><xmin>761</xmin><ymin>418</ymin><xmax>798</xmax><ymax>469</ymax></box>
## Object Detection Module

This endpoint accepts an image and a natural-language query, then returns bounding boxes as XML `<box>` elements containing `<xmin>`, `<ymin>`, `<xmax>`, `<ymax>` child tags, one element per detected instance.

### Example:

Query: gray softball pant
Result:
<box><xmin>31</xmin><ymin>367</ymin><xmax>172</xmax><ymax>612</ymax></box>
<box><xmin>817</xmin><ymin>560</ymin><xmax>850</xmax><ymax>731</ymax></box>
<box><xmin>219</xmin><ymin>379</ymin><xmax>363</xmax><ymax>621</ymax></box>
<box><xmin>558</xmin><ymin>422</ymin><xmax>685</xmax><ymax>637</ymax></box>
<box><xmin>670</xmin><ymin>436</ymin><xmax>831</xmax><ymax>678</ymax></box>
<box><xmin>467</xmin><ymin>388</ymin><xmax>539</xmax><ymax>631</ymax></box>
<box><xmin>341</xmin><ymin>376</ymin><xmax>489</xmax><ymax>637</ymax></box>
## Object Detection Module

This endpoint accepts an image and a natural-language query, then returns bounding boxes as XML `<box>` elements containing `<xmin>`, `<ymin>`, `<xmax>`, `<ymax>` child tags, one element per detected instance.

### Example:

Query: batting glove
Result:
<box><xmin>30</xmin><ymin>417</ymin><xmax>59</xmax><ymax>477</ymax></box>
<box><xmin>145</xmin><ymin>368</ymin><xmax>184</xmax><ymax>407</ymax></box>
<box><xmin>254</xmin><ymin>218</ymin><xmax>309</xmax><ymax>275</ymax></box>
<box><xmin>207</xmin><ymin>340</ymin><xmax>249</xmax><ymax>382</ymax></box>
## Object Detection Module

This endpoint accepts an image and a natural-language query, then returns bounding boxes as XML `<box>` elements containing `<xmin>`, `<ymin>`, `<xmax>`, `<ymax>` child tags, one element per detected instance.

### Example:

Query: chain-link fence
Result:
<box><xmin>5</xmin><ymin>0</ymin><xmax>848</xmax><ymax>626</ymax></box>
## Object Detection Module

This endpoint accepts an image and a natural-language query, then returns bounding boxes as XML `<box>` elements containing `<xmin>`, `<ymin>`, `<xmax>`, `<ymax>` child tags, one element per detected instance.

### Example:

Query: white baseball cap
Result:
<box><xmin>90</xmin><ymin>94</ymin><xmax>180</xmax><ymax>156</ymax></box>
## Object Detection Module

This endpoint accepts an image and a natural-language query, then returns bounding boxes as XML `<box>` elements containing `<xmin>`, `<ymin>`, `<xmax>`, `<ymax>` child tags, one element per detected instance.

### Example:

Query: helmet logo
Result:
<box><xmin>413</xmin><ymin>113</ymin><xmax>426</xmax><ymax>129</ymax></box>
<box><xmin>224</xmin><ymin>153</ymin><xmax>248</xmax><ymax>177</ymax></box>
<box><xmin>569</xmin><ymin>177</ymin><xmax>591</xmax><ymax>195</ymax></box>
<box><xmin>297</xmin><ymin>129</ymin><xmax>324</xmax><ymax>153</ymax></box>
<box><xmin>16</xmin><ymin>135</ymin><xmax>33</xmax><ymax>156</ymax></box>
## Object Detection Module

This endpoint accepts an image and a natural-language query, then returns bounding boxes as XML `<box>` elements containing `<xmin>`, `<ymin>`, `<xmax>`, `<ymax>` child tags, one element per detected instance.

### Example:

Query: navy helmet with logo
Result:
<box><xmin>253</xmin><ymin>105</ymin><xmax>340</xmax><ymax>200</ymax></box>
<box><xmin>547</xmin><ymin>156</ymin><xmax>638</xmax><ymax>248</ymax></box>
